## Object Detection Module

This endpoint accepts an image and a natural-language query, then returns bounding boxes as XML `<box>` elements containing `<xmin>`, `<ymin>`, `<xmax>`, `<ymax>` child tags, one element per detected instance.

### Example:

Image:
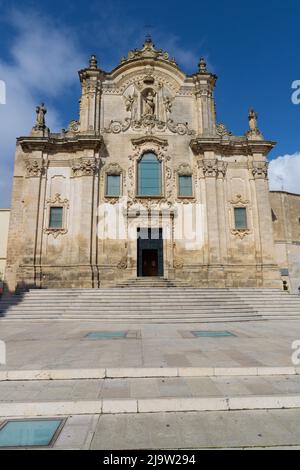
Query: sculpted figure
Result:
<box><xmin>143</xmin><ymin>90</ymin><xmax>156</xmax><ymax>116</ymax></box>
<box><xmin>248</xmin><ymin>108</ymin><xmax>258</xmax><ymax>132</ymax></box>
<box><xmin>125</xmin><ymin>95</ymin><xmax>135</xmax><ymax>112</ymax></box>
<box><xmin>163</xmin><ymin>96</ymin><xmax>172</xmax><ymax>114</ymax></box>
<box><xmin>36</xmin><ymin>103</ymin><xmax>47</xmax><ymax>128</ymax></box>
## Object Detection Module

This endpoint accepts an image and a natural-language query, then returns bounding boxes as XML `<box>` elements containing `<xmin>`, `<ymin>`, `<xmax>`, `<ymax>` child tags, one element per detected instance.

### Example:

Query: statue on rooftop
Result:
<box><xmin>35</xmin><ymin>103</ymin><xmax>47</xmax><ymax>128</ymax></box>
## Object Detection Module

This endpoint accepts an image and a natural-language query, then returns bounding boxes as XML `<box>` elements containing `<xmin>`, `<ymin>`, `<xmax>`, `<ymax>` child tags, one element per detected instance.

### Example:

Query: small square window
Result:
<box><xmin>106</xmin><ymin>175</ymin><xmax>121</xmax><ymax>197</ymax></box>
<box><xmin>49</xmin><ymin>207</ymin><xmax>63</xmax><ymax>229</ymax></box>
<box><xmin>234</xmin><ymin>207</ymin><xmax>247</xmax><ymax>230</ymax></box>
<box><xmin>179</xmin><ymin>175</ymin><xmax>193</xmax><ymax>197</ymax></box>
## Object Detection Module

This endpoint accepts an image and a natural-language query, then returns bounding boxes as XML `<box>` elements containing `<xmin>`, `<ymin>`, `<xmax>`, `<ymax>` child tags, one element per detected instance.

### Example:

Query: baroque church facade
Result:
<box><xmin>5</xmin><ymin>38</ymin><xmax>298</xmax><ymax>291</ymax></box>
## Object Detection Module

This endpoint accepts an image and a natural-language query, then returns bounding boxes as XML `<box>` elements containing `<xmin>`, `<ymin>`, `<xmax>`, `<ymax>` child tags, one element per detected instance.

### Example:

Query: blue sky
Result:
<box><xmin>0</xmin><ymin>0</ymin><xmax>300</xmax><ymax>207</ymax></box>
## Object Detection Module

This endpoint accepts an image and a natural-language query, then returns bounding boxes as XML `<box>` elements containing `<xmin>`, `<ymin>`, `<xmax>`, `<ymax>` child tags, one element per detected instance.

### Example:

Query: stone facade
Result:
<box><xmin>5</xmin><ymin>38</ymin><xmax>283</xmax><ymax>291</ymax></box>
<box><xmin>270</xmin><ymin>191</ymin><xmax>300</xmax><ymax>294</ymax></box>
<box><xmin>0</xmin><ymin>209</ymin><xmax>10</xmax><ymax>282</ymax></box>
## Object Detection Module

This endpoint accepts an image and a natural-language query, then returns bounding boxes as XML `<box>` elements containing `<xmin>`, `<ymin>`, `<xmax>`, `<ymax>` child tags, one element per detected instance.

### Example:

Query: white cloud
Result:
<box><xmin>269</xmin><ymin>153</ymin><xmax>300</xmax><ymax>195</ymax></box>
<box><xmin>0</xmin><ymin>10</ymin><xmax>84</xmax><ymax>207</ymax></box>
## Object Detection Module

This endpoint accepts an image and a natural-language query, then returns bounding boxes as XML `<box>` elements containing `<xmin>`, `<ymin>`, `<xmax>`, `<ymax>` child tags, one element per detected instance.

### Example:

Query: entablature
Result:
<box><xmin>190</xmin><ymin>136</ymin><xmax>276</xmax><ymax>157</ymax></box>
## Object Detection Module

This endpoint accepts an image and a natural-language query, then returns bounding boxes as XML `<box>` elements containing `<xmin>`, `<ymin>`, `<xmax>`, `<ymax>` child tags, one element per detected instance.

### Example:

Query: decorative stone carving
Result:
<box><xmin>163</xmin><ymin>96</ymin><xmax>173</xmax><ymax>114</ymax></box>
<box><xmin>68</xmin><ymin>120</ymin><xmax>80</xmax><ymax>133</ymax></box>
<box><xmin>198</xmin><ymin>57</ymin><xmax>207</xmax><ymax>73</ymax></box>
<box><xmin>104</xmin><ymin>116</ymin><xmax>195</xmax><ymax>136</ymax></box>
<box><xmin>89</xmin><ymin>54</ymin><xmax>98</xmax><ymax>70</ymax></box>
<box><xmin>133</xmin><ymin>115</ymin><xmax>165</xmax><ymax>135</ymax></box>
<box><xmin>35</xmin><ymin>103</ymin><xmax>47</xmax><ymax>128</ymax></box>
<box><xmin>120</xmin><ymin>36</ymin><xmax>177</xmax><ymax>67</ymax></box>
<box><xmin>246</xmin><ymin>108</ymin><xmax>263</xmax><ymax>140</ymax></box>
<box><xmin>72</xmin><ymin>158</ymin><xmax>99</xmax><ymax>177</ymax></box>
<box><xmin>44</xmin><ymin>227</ymin><xmax>68</xmax><ymax>238</ymax></box>
<box><xmin>117</xmin><ymin>256</ymin><xmax>128</xmax><ymax>270</ymax></box>
<box><xmin>177</xmin><ymin>163</ymin><xmax>192</xmax><ymax>176</ymax></box>
<box><xmin>105</xmin><ymin>163</ymin><xmax>123</xmax><ymax>176</ymax></box>
<box><xmin>31</xmin><ymin>103</ymin><xmax>50</xmax><ymax>136</ymax></box>
<box><xmin>200</xmin><ymin>159</ymin><xmax>228</xmax><ymax>178</ymax></box>
<box><xmin>173</xmin><ymin>257</ymin><xmax>184</xmax><ymax>269</ymax></box>
<box><xmin>216</xmin><ymin>123</ymin><xmax>232</xmax><ymax>137</ymax></box>
<box><xmin>101</xmin><ymin>163</ymin><xmax>124</xmax><ymax>203</ymax></box>
<box><xmin>142</xmin><ymin>89</ymin><xmax>156</xmax><ymax>116</ymax></box>
<box><xmin>217</xmin><ymin>161</ymin><xmax>228</xmax><ymax>178</ymax></box>
<box><xmin>251</xmin><ymin>162</ymin><xmax>268</xmax><ymax>179</ymax></box>
<box><xmin>229</xmin><ymin>194</ymin><xmax>251</xmax><ymax>239</ymax></box>
<box><xmin>46</xmin><ymin>193</ymin><xmax>69</xmax><ymax>207</ymax></box>
<box><xmin>166</xmin><ymin>119</ymin><xmax>195</xmax><ymax>136</ymax></box>
<box><xmin>25</xmin><ymin>159</ymin><xmax>44</xmax><ymax>178</ymax></box>
<box><xmin>231</xmin><ymin>229</ymin><xmax>251</xmax><ymax>239</ymax></box>
<box><xmin>230</xmin><ymin>194</ymin><xmax>249</xmax><ymax>207</ymax></box>
<box><xmin>105</xmin><ymin>118</ymin><xmax>131</xmax><ymax>134</ymax></box>
<box><xmin>127</xmin><ymin>137</ymin><xmax>174</xmax><ymax>206</ymax></box>
<box><xmin>44</xmin><ymin>193</ymin><xmax>69</xmax><ymax>238</ymax></box>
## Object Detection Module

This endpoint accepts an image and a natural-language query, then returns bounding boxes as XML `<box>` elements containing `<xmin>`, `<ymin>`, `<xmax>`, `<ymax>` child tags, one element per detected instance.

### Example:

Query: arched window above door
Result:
<box><xmin>137</xmin><ymin>152</ymin><xmax>162</xmax><ymax>197</ymax></box>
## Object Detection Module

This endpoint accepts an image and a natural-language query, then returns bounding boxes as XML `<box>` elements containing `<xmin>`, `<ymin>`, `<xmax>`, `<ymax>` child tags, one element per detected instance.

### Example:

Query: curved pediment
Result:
<box><xmin>108</xmin><ymin>38</ymin><xmax>186</xmax><ymax>92</ymax></box>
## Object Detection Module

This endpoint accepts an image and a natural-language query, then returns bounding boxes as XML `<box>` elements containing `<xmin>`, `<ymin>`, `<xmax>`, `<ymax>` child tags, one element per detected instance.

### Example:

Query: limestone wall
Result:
<box><xmin>4</xmin><ymin>40</ymin><xmax>284</xmax><ymax>291</ymax></box>
<box><xmin>0</xmin><ymin>209</ymin><xmax>10</xmax><ymax>281</ymax></box>
<box><xmin>270</xmin><ymin>191</ymin><xmax>300</xmax><ymax>294</ymax></box>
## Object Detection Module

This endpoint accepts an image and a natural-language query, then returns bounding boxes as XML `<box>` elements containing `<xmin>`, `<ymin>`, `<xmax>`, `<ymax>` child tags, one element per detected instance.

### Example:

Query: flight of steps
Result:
<box><xmin>0</xmin><ymin>287</ymin><xmax>300</xmax><ymax>323</ymax></box>
<box><xmin>114</xmin><ymin>277</ymin><xmax>191</xmax><ymax>288</ymax></box>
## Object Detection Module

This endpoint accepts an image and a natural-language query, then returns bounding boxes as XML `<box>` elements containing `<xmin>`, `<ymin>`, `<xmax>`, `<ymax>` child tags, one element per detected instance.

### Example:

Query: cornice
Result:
<box><xmin>190</xmin><ymin>136</ymin><xmax>276</xmax><ymax>156</ymax></box>
<box><xmin>17</xmin><ymin>134</ymin><xmax>103</xmax><ymax>153</ymax></box>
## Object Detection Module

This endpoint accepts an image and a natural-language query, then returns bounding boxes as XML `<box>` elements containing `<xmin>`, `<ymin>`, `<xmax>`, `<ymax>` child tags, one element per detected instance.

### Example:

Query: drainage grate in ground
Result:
<box><xmin>191</xmin><ymin>331</ymin><xmax>236</xmax><ymax>338</ymax></box>
<box><xmin>0</xmin><ymin>419</ymin><xmax>64</xmax><ymax>448</ymax></box>
<box><xmin>85</xmin><ymin>331</ymin><xmax>128</xmax><ymax>340</ymax></box>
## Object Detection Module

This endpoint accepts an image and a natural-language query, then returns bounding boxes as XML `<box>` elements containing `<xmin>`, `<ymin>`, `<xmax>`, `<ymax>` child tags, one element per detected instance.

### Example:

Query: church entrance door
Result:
<box><xmin>142</xmin><ymin>249</ymin><xmax>158</xmax><ymax>277</ymax></box>
<box><xmin>137</xmin><ymin>228</ymin><xmax>164</xmax><ymax>277</ymax></box>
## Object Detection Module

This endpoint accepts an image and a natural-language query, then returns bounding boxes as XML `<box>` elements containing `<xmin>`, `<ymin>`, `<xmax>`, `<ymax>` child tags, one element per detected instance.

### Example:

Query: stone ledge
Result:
<box><xmin>1</xmin><ymin>394</ymin><xmax>300</xmax><ymax>417</ymax></box>
<box><xmin>0</xmin><ymin>367</ymin><xmax>298</xmax><ymax>381</ymax></box>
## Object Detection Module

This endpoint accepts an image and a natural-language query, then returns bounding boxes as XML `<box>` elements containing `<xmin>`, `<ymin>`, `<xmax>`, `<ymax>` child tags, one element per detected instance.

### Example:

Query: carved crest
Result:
<box><xmin>25</xmin><ymin>159</ymin><xmax>45</xmax><ymax>178</ymax></box>
<box><xmin>72</xmin><ymin>158</ymin><xmax>99</xmax><ymax>177</ymax></box>
<box><xmin>230</xmin><ymin>194</ymin><xmax>249</xmax><ymax>207</ymax></box>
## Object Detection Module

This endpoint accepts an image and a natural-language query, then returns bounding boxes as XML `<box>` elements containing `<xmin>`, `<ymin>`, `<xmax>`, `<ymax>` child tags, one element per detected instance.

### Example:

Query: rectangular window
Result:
<box><xmin>106</xmin><ymin>175</ymin><xmax>121</xmax><ymax>197</ymax></box>
<box><xmin>49</xmin><ymin>207</ymin><xmax>63</xmax><ymax>229</ymax></box>
<box><xmin>234</xmin><ymin>207</ymin><xmax>247</xmax><ymax>229</ymax></box>
<box><xmin>179</xmin><ymin>175</ymin><xmax>193</xmax><ymax>197</ymax></box>
<box><xmin>138</xmin><ymin>154</ymin><xmax>161</xmax><ymax>196</ymax></box>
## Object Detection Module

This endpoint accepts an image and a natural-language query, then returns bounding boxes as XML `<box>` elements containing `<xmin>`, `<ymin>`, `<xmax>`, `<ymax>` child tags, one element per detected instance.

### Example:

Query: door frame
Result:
<box><xmin>137</xmin><ymin>228</ymin><xmax>164</xmax><ymax>277</ymax></box>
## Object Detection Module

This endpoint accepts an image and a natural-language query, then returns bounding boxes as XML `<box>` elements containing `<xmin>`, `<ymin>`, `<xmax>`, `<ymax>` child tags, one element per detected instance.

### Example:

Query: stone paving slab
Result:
<box><xmin>89</xmin><ymin>409</ymin><xmax>300</xmax><ymax>450</ymax></box>
<box><xmin>1</xmin><ymin>375</ymin><xmax>300</xmax><ymax>403</ymax></box>
<box><xmin>0</xmin><ymin>319</ymin><xmax>300</xmax><ymax>371</ymax></box>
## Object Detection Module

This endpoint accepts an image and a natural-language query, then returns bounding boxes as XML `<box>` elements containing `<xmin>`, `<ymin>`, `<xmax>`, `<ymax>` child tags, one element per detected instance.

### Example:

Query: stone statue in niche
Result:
<box><xmin>143</xmin><ymin>90</ymin><xmax>156</xmax><ymax>116</ymax></box>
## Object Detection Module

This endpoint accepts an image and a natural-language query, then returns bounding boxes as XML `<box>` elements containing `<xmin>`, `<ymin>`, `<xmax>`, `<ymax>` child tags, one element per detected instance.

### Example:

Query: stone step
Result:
<box><xmin>0</xmin><ymin>303</ymin><xmax>256</xmax><ymax>309</ymax></box>
<box><xmin>0</xmin><ymin>317</ymin><xmax>264</xmax><ymax>323</ymax></box>
<box><xmin>1</xmin><ymin>287</ymin><xmax>299</xmax><ymax>322</ymax></box>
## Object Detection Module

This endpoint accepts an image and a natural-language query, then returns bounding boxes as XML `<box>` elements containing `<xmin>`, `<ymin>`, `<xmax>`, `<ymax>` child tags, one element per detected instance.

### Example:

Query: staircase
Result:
<box><xmin>114</xmin><ymin>277</ymin><xmax>190</xmax><ymax>288</ymax></box>
<box><xmin>0</xmin><ymin>287</ymin><xmax>300</xmax><ymax>323</ymax></box>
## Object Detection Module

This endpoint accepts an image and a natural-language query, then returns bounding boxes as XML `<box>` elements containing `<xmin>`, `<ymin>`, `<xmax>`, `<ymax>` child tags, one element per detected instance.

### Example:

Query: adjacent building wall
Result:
<box><xmin>0</xmin><ymin>209</ymin><xmax>10</xmax><ymax>282</ymax></box>
<box><xmin>270</xmin><ymin>191</ymin><xmax>300</xmax><ymax>294</ymax></box>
